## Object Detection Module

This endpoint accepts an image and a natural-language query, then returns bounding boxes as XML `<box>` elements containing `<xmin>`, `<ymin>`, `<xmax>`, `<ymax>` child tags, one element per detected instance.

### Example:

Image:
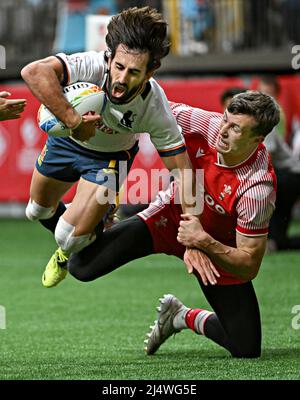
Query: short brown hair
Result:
<box><xmin>227</xmin><ymin>91</ymin><xmax>280</xmax><ymax>137</ymax></box>
<box><xmin>105</xmin><ymin>6</ymin><xmax>170</xmax><ymax>71</ymax></box>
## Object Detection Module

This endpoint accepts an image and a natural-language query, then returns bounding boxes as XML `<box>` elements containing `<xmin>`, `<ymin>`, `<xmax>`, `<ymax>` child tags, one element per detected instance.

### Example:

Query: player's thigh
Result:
<box><xmin>62</xmin><ymin>178</ymin><xmax>112</xmax><ymax>235</ymax></box>
<box><xmin>29</xmin><ymin>167</ymin><xmax>74</xmax><ymax>207</ymax></box>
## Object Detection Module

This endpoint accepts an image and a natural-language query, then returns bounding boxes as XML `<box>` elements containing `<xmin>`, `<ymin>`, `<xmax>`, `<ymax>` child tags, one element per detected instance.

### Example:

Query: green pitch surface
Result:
<box><xmin>0</xmin><ymin>219</ymin><xmax>299</xmax><ymax>380</ymax></box>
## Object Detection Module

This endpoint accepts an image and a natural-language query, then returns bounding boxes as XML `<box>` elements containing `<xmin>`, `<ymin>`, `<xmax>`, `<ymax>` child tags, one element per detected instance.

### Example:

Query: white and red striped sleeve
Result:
<box><xmin>170</xmin><ymin>102</ymin><xmax>223</xmax><ymax>145</ymax></box>
<box><xmin>235</xmin><ymin>150</ymin><xmax>276</xmax><ymax>236</ymax></box>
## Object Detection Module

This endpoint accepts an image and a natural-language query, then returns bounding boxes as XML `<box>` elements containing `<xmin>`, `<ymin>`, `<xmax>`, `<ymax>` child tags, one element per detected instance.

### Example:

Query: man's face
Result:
<box><xmin>216</xmin><ymin>110</ymin><xmax>263</xmax><ymax>164</ymax></box>
<box><xmin>107</xmin><ymin>44</ymin><xmax>153</xmax><ymax>104</ymax></box>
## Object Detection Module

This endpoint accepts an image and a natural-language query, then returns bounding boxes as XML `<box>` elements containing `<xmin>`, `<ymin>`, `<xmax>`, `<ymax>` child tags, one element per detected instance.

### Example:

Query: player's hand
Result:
<box><xmin>177</xmin><ymin>213</ymin><xmax>206</xmax><ymax>248</ymax></box>
<box><xmin>183</xmin><ymin>248</ymin><xmax>220</xmax><ymax>286</ymax></box>
<box><xmin>0</xmin><ymin>91</ymin><xmax>26</xmax><ymax>121</ymax></box>
<box><xmin>71</xmin><ymin>113</ymin><xmax>101</xmax><ymax>142</ymax></box>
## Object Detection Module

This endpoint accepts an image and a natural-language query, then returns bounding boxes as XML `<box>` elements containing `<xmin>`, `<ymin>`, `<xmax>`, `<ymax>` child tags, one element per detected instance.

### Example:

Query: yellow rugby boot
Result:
<box><xmin>42</xmin><ymin>247</ymin><xmax>68</xmax><ymax>288</ymax></box>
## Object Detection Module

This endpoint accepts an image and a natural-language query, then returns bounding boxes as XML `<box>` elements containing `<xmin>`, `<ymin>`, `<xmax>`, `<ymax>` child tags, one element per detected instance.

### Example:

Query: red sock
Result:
<box><xmin>185</xmin><ymin>308</ymin><xmax>203</xmax><ymax>331</ymax></box>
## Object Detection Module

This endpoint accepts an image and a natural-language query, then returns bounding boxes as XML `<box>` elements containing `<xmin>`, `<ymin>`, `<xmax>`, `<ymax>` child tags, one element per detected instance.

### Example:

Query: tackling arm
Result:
<box><xmin>162</xmin><ymin>151</ymin><xmax>200</xmax><ymax>216</ymax></box>
<box><xmin>177</xmin><ymin>214</ymin><xmax>266</xmax><ymax>281</ymax></box>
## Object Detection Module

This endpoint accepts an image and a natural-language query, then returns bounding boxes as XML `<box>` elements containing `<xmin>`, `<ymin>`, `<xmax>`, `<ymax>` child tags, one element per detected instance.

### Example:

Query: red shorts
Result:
<box><xmin>138</xmin><ymin>184</ymin><xmax>245</xmax><ymax>285</ymax></box>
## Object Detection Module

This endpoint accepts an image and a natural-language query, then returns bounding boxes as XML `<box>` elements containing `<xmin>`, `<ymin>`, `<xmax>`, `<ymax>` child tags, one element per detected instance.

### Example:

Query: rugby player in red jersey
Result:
<box><xmin>68</xmin><ymin>91</ymin><xmax>280</xmax><ymax>358</ymax></box>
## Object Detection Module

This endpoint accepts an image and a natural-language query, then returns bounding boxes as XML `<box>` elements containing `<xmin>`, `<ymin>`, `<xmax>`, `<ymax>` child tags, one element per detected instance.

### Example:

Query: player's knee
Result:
<box><xmin>54</xmin><ymin>217</ymin><xmax>96</xmax><ymax>253</ymax></box>
<box><xmin>231</xmin><ymin>343</ymin><xmax>261</xmax><ymax>359</ymax></box>
<box><xmin>68</xmin><ymin>254</ymin><xmax>94</xmax><ymax>282</ymax></box>
<box><xmin>25</xmin><ymin>199</ymin><xmax>55</xmax><ymax>221</ymax></box>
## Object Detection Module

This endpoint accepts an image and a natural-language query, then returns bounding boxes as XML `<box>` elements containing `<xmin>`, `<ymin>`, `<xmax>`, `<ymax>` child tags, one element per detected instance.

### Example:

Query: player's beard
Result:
<box><xmin>106</xmin><ymin>76</ymin><xmax>143</xmax><ymax>104</ymax></box>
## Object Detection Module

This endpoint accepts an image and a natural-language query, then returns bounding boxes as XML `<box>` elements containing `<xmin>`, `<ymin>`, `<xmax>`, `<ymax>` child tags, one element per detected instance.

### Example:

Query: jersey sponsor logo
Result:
<box><xmin>62</xmin><ymin>82</ymin><xmax>91</xmax><ymax>94</ymax></box>
<box><xmin>219</xmin><ymin>184</ymin><xmax>232</xmax><ymax>200</ymax></box>
<box><xmin>196</xmin><ymin>147</ymin><xmax>205</xmax><ymax>158</ymax></box>
<box><xmin>204</xmin><ymin>193</ymin><xmax>226</xmax><ymax>214</ymax></box>
<box><xmin>120</xmin><ymin>110</ymin><xmax>136</xmax><ymax>129</ymax></box>
<box><xmin>96</xmin><ymin>119</ymin><xmax>119</xmax><ymax>135</ymax></box>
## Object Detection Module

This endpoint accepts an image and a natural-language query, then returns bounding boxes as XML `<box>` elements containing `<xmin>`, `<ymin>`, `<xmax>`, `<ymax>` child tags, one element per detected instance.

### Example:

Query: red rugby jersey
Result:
<box><xmin>170</xmin><ymin>103</ymin><xmax>276</xmax><ymax>247</ymax></box>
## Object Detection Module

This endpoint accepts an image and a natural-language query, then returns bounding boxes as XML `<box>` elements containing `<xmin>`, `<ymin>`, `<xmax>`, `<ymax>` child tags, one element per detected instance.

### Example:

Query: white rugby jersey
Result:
<box><xmin>56</xmin><ymin>51</ymin><xmax>185</xmax><ymax>155</ymax></box>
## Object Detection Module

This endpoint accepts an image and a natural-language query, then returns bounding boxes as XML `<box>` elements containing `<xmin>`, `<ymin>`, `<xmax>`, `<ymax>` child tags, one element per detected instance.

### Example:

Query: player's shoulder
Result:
<box><xmin>61</xmin><ymin>49</ymin><xmax>105</xmax><ymax>59</ymax></box>
<box><xmin>237</xmin><ymin>144</ymin><xmax>276</xmax><ymax>187</ymax></box>
<box><xmin>56</xmin><ymin>50</ymin><xmax>105</xmax><ymax>66</ymax></box>
<box><xmin>143</xmin><ymin>78</ymin><xmax>166</xmax><ymax>101</ymax></box>
<box><xmin>170</xmin><ymin>102</ymin><xmax>223</xmax><ymax>119</ymax></box>
<box><xmin>135</xmin><ymin>79</ymin><xmax>173</xmax><ymax>116</ymax></box>
<box><xmin>169</xmin><ymin>102</ymin><xmax>223</xmax><ymax>136</ymax></box>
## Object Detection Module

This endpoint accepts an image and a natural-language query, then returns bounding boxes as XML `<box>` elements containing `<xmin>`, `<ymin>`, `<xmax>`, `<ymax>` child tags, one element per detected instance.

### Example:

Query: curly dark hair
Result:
<box><xmin>105</xmin><ymin>6</ymin><xmax>170</xmax><ymax>71</ymax></box>
<box><xmin>220</xmin><ymin>87</ymin><xmax>247</xmax><ymax>106</ymax></box>
<box><xmin>227</xmin><ymin>91</ymin><xmax>280</xmax><ymax>137</ymax></box>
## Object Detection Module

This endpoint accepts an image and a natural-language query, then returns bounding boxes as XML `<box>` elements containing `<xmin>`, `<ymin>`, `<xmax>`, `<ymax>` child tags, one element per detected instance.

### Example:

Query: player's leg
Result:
<box><xmin>43</xmin><ymin>145</ymin><xmax>138</xmax><ymax>288</ymax></box>
<box><xmin>26</xmin><ymin>167</ymin><xmax>73</xmax><ymax>232</ymax></box>
<box><xmin>191</xmin><ymin>280</ymin><xmax>261</xmax><ymax>358</ymax></box>
<box><xmin>55</xmin><ymin>178</ymin><xmax>112</xmax><ymax>251</ymax></box>
<box><xmin>43</xmin><ymin>179</ymin><xmax>112</xmax><ymax>287</ymax></box>
<box><xmin>68</xmin><ymin>215</ymin><xmax>153</xmax><ymax>281</ymax></box>
<box><xmin>25</xmin><ymin>137</ymin><xmax>81</xmax><ymax>233</ymax></box>
<box><xmin>145</xmin><ymin>281</ymin><xmax>261</xmax><ymax>358</ymax></box>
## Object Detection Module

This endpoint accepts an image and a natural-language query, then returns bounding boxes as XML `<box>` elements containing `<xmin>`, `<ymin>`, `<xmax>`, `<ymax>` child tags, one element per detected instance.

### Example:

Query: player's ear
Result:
<box><xmin>256</xmin><ymin>135</ymin><xmax>264</xmax><ymax>144</ymax></box>
<box><xmin>145</xmin><ymin>68</ymin><xmax>156</xmax><ymax>81</ymax></box>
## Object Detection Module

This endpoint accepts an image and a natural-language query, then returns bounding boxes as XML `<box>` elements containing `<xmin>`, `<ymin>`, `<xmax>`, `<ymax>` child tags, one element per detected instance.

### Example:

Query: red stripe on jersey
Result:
<box><xmin>236</xmin><ymin>227</ymin><xmax>269</xmax><ymax>236</ymax></box>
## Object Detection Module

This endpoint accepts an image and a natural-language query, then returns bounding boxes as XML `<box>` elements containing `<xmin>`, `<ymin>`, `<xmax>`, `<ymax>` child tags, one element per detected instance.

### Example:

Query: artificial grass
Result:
<box><xmin>0</xmin><ymin>219</ymin><xmax>299</xmax><ymax>380</ymax></box>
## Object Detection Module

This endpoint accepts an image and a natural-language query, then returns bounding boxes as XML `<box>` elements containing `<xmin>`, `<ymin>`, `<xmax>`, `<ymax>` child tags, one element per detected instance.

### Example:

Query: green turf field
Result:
<box><xmin>0</xmin><ymin>219</ymin><xmax>299</xmax><ymax>380</ymax></box>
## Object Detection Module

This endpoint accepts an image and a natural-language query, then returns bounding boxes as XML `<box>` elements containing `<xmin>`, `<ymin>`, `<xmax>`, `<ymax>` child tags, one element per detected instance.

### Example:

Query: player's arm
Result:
<box><xmin>162</xmin><ymin>151</ymin><xmax>200</xmax><ymax>216</ymax></box>
<box><xmin>21</xmin><ymin>57</ymin><xmax>99</xmax><ymax>141</ymax></box>
<box><xmin>0</xmin><ymin>91</ymin><xmax>26</xmax><ymax>121</ymax></box>
<box><xmin>177</xmin><ymin>214</ymin><xmax>266</xmax><ymax>281</ymax></box>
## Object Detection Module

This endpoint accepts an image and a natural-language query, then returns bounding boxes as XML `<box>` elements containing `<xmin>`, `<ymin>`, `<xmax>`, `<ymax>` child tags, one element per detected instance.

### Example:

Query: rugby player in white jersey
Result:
<box><xmin>21</xmin><ymin>7</ymin><xmax>193</xmax><ymax>288</ymax></box>
<box><xmin>68</xmin><ymin>91</ymin><xmax>280</xmax><ymax>358</ymax></box>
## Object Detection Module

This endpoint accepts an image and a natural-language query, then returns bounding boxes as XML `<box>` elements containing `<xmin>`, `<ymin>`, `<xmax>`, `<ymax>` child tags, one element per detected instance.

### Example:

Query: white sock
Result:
<box><xmin>173</xmin><ymin>306</ymin><xmax>190</xmax><ymax>330</ymax></box>
<box><xmin>193</xmin><ymin>310</ymin><xmax>214</xmax><ymax>335</ymax></box>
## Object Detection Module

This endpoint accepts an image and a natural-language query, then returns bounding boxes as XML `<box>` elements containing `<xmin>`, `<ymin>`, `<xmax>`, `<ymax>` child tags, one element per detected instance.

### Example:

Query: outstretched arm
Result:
<box><xmin>0</xmin><ymin>91</ymin><xmax>26</xmax><ymax>121</ymax></box>
<box><xmin>162</xmin><ymin>151</ymin><xmax>201</xmax><ymax>216</ymax></box>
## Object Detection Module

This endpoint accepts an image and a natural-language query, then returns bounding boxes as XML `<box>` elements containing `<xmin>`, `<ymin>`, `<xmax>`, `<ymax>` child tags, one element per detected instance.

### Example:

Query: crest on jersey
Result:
<box><xmin>120</xmin><ymin>111</ymin><xmax>136</xmax><ymax>128</ymax></box>
<box><xmin>219</xmin><ymin>184</ymin><xmax>232</xmax><ymax>200</ymax></box>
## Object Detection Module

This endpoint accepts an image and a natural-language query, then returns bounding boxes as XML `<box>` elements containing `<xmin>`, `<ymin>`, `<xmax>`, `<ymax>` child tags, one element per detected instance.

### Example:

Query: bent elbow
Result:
<box><xmin>21</xmin><ymin>62</ymin><xmax>38</xmax><ymax>82</ymax></box>
<box><xmin>242</xmin><ymin>263</ymin><xmax>260</xmax><ymax>281</ymax></box>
